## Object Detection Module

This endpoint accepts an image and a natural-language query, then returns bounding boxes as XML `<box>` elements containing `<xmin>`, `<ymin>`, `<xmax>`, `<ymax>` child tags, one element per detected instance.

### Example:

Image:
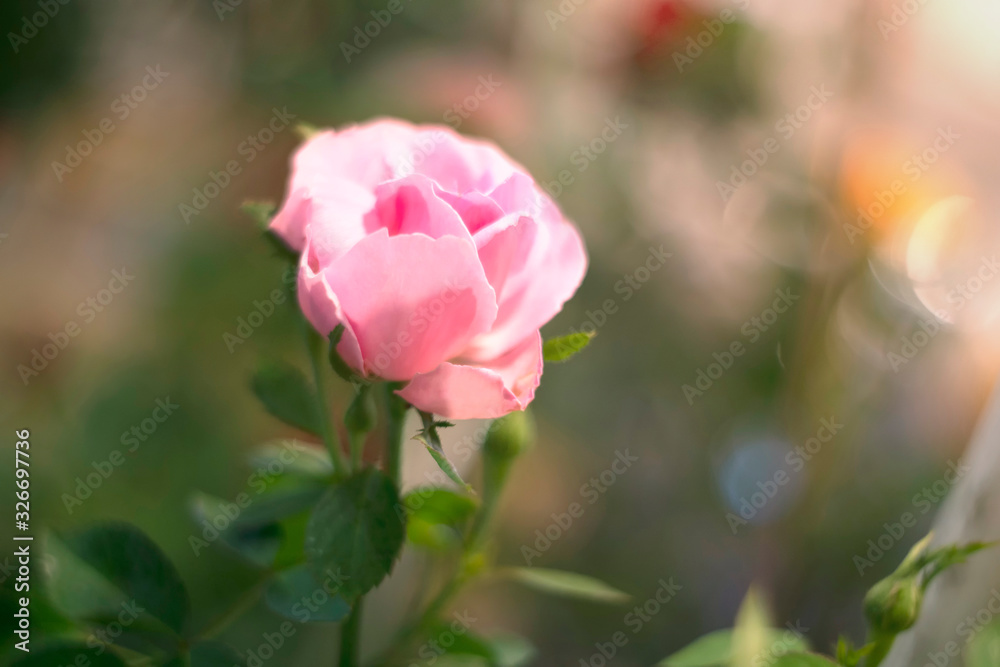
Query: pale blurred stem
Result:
<box><xmin>339</xmin><ymin>597</ymin><xmax>363</xmax><ymax>667</ymax></box>
<box><xmin>383</xmin><ymin>384</ymin><xmax>409</xmax><ymax>486</ymax></box>
<box><xmin>304</xmin><ymin>326</ymin><xmax>348</xmax><ymax>477</ymax></box>
<box><xmin>385</xmin><ymin>425</ymin><xmax>514</xmax><ymax>663</ymax></box>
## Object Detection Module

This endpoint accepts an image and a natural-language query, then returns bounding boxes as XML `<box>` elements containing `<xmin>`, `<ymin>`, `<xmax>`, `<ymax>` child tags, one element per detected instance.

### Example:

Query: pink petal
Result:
<box><xmin>407</xmin><ymin>126</ymin><xmax>527</xmax><ymax>194</ymax></box>
<box><xmin>397</xmin><ymin>332</ymin><xmax>542</xmax><ymax>420</ymax></box>
<box><xmin>435</xmin><ymin>189</ymin><xmax>505</xmax><ymax>234</ymax></box>
<box><xmin>322</xmin><ymin>229</ymin><xmax>497</xmax><ymax>381</ymax></box>
<box><xmin>297</xmin><ymin>239</ymin><xmax>365</xmax><ymax>372</ymax></box>
<box><xmin>364</xmin><ymin>174</ymin><xmax>470</xmax><ymax>242</ymax></box>
<box><xmin>473</xmin><ymin>214</ymin><xmax>537</xmax><ymax>297</ymax></box>
<box><xmin>462</xmin><ymin>177</ymin><xmax>587</xmax><ymax>359</ymax></box>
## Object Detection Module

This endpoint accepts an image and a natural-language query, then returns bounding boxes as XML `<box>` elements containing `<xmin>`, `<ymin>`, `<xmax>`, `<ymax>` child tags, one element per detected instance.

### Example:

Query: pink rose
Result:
<box><xmin>270</xmin><ymin>118</ymin><xmax>587</xmax><ymax>420</ymax></box>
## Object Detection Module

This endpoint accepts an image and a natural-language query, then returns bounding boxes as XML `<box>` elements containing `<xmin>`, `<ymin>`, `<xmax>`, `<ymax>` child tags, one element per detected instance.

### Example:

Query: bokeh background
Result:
<box><xmin>3</xmin><ymin>0</ymin><xmax>1000</xmax><ymax>664</ymax></box>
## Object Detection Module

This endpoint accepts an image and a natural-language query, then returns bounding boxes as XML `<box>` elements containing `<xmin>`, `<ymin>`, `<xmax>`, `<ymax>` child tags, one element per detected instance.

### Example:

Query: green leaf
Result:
<box><xmin>191</xmin><ymin>493</ymin><xmax>283</xmax><ymax>567</ymax></box>
<box><xmin>9</xmin><ymin>641</ymin><xmax>129</xmax><ymax>667</ymax></box>
<box><xmin>921</xmin><ymin>540</ymin><xmax>995</xmax><ymax>584</ymax></box>
<box><xmin>402</xmin><ymin>488</ymin><xmax>479</xmax><ymax>551</ymax></box>
<box><xmin>660</xmin><ymin>628</ymin><xmax>810</xmax><ymax>667</ymax></box>
<box><xmin>190</xmin><ymin>641</ymin><xmax>244</xmax><ymax>666</ymax></box>
<box><xmin>770</xmin><ymin>655</ymin><xmax>839</xmax><ymax>666</ymax></box>
<box><xmin>968</xmin><ymin>619</ymin><xmax>1000</xmax><ymax>667</ymax></box>
<box><xmin>237</xmin><ymin>485</ymin><xmax>327</xmax><ymax>526</ymax></box>
<box><xmin>304</xmin><ymin>468</ymin><xmax>406</xmax><ymax>599</ymax></box>
<box><xmin>491</xmin><ymin>635</ymin><xmax>537</xmax><ymax>667</ymax></box>
<box><xmin>660</xmin><ymin>630</ymin><xmax>734</xmax><ymax>666</ymax></box>
<box><xmin>265</xmin><ymin>564</ymin><xmax>351</xmax><ymax>623</ymax></box>
<box><xmin>542</xmin><ymin>332</ymin><xmax>595</xmax><ymax>363</ymax></box>
<box><xmin>249</xmin><ymin>440</ymin><xmax>333</xmax><ymax>478</ymax></box>
<box><xmin>44</xmin><ymin>523</ymin><xmax>190</xmax><ymax>636</ymax></box>
<box><xmin>403</xmin><ymin>488</ymin><xmax>478</xmax><ymax>526</ymax></box>
<box><xmin>835</xmin><ymin>637</ymin><xmax>871</xmax><ymax>666</ymax></box>
<box><xmin>499</xmin><ymin>568</ymin><xmax>630</xmax><ymax>604</ymax></box>
<box><xmin>252</xmin><ymin>361</ymin><xmax>321</xmax><ymax>435</ymax></box>
<box><xmin>415</xmin><ymin>411</ymin><xmax>470</xmax><ymax>490</ymax></box>
<box><xmin>425</xmin><ymin>622</ymin><xmax>497</xmax><ymax>662</ymax></box>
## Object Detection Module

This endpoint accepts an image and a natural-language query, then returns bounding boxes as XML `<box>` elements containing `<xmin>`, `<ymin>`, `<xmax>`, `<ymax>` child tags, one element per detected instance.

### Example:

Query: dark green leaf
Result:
<box><xmin>542</xmin><ymin>332</ymin><xmax>594</xmax><ymax>363</ymax></box>
<box><xmin>190</xmin><ymin>640</ymin><xmax>244</xmax><ymax>666</ymax></box>
<box><xmin>265</xmin><ymin>565</ymin><xmax>351</xmax><ymax>623</ymax></box>
<box><xmin>304</xmin><ymin>468</ymin><xmax>406</xmax><ymax>599</ymax></box>
<box><xmin>499</xmin><ymin>568</ymin><xmax>629</xmax><ymax>604</ymax></box>
<box><xmin>424</xmin><ymin>622</ymin><xmax>496</xmax><ymax>663</ymax></box>
<box><xmin>44</xmin><ymin>523</ymin><xmax>190</xmax><ymax>636</ymax></box>
<box><xmin>9</xmin><ymin>641</ymin><xmax>128</xmax><ymax>667</ymax></box>
<box><xmin>252</xmin><ymin>361</ymin><xmax>321</xmax><ymax>435</ymax></box>
<box><xmin>191</xmin><ymin>493</ymin><xmax>282</xmax><ymax>567</ymax></box>
<box><xmin>237</xmin><ymin>485</ymin><xmax>326</xmax><ymax>526</ymax></box>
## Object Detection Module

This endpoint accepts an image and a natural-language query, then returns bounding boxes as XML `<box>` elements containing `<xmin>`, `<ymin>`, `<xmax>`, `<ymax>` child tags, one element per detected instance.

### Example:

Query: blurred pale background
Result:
<box><xmin>3</xmin><ymin>0</ymin><xmax>1000</xmax><ymax>664</ymax></box>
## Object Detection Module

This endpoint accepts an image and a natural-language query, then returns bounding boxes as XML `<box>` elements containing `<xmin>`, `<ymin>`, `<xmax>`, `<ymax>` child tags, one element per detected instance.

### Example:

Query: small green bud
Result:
<box><xmin>484</xmin><ymin>411</ymin><xmax>535</xmax><ymax>461</ymax></box>
<box><xmin>864</xmin><ymin>574</ymin><xmax>923</xmax><ymax>635</ymax></box>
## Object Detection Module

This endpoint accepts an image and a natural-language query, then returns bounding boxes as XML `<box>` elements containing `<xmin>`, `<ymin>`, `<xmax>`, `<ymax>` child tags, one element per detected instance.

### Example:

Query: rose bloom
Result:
<box><xmin>270</xmin><ymin>119</ymin><xmax>587</xmax><ymax>420</ymax></box>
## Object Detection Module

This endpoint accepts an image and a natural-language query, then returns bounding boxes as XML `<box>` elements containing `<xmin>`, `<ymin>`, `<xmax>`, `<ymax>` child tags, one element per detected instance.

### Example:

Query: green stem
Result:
<box><xmin>339</xmin><ymin>597</ymin><xmax>363</xmax><ymax>667</ymax></box>
<box><xmin>865</xmin><ymin>634</ymin><xmax>895</xmax><ymax>667</ymax></box>
<box><xmin>383</xmin><ymin>384</ymin><xmax>409</xmax><ymax>486</ymax></box>
<box><xmin>305</xmin><ymin>326</ymin><xmax>347</xmax><ymax>477</ymax></box>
